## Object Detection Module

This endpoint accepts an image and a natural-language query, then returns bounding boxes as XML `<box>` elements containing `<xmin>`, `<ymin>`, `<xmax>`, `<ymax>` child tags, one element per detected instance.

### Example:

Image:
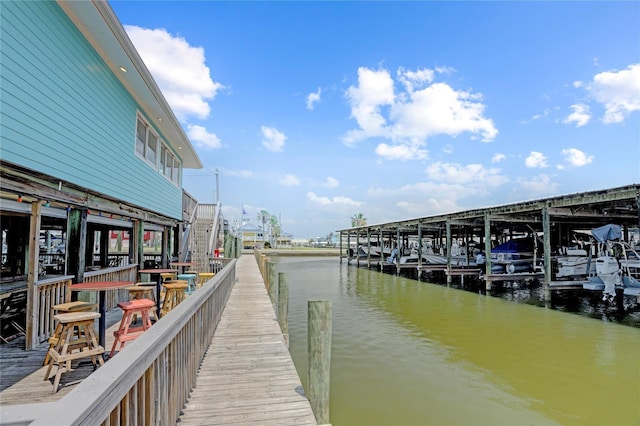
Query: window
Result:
<box><xmin>146</xmin><ymin>131</ymin><xmax>158</xmax><ymax>164</ymax></box>
<box><xmin>135</xmin><ymin>113</ymin><xmax>181</xmax><ymax>185</ymax></box>
<box><xmin>135</xmin><ymin>119</ymin><xmax>146</xmax><ymax>157</ymax></box>
<box><xmin>160</xmin><ymin>145</ymin><xmax>180</xmax><ymax>185</ymax></box>
<box><xmin>135</xmin><ymin>115</ymin><xmax>159</xmax><ymax>167</ymax></box>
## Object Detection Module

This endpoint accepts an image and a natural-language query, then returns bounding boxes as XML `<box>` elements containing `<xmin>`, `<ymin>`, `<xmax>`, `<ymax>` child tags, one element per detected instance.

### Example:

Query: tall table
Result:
<box><xmin>70</xmin><ymin>281</ymin><xmax>133</xmax><ymax>350</ymax></box>
<box><xmin>138</xmin><ymin>268</ymin><xmax>178</xmax><ymax>317</ymax></box>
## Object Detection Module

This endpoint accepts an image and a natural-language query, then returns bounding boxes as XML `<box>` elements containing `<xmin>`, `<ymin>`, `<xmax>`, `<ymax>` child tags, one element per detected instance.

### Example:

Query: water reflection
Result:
<box><xmin>278</xmin><ymin>257</ymin><xmax>640</xmax><ymax>426</ymax></box>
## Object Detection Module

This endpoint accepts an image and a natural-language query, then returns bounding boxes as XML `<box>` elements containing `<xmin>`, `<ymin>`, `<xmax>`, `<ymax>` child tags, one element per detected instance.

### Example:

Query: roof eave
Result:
<box><xmin>57</xmin><ymin>0</ymin><xmax>203</xmax><ymax>169</ymax></box>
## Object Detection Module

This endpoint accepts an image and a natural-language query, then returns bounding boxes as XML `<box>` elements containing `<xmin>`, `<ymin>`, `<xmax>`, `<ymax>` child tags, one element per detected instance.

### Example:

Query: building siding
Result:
<box><xmin>0</xmin><ymin>1</ymin><xmax>182</xmax><ymax>219</ymax></box>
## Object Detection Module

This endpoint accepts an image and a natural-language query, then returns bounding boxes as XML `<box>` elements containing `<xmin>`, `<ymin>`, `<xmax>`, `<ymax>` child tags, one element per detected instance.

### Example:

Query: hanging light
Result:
<box><xmin>44</xmin><ymin>200</ymin><xmax>50</xmax><ymax>208</ymax></box>
<box><xmin>17</xmin><ymin>194</ymin><xmax>23</xmax><ymax>203</ymax></box>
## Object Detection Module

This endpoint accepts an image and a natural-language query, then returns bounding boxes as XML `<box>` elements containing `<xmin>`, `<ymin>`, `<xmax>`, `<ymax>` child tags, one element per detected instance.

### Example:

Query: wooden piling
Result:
<box><xmin>277</xmin><ymin>272</ymin><xmax>289</xmax><ymax>346</ymax></box>
<box><xmin>268</xmin><ymin>262</ymin><xmax>278</xmax><ymax>310</ymax></box>
<box><xmin>308</xmin><ymin>299</ymin><xmax>331</xmax><ymax>425</ymax></box>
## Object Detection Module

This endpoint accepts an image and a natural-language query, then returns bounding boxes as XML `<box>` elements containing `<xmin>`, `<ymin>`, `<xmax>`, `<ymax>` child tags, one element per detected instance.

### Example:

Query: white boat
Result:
<box><xmin>556</xmin><ymin>247</ymin><xmax>590</xmax><ymax>279</ymax></box>
<box><xmin>581</xmin><ymin>224</ymin><xmax>640</xmax><ymax>303</ymax></box>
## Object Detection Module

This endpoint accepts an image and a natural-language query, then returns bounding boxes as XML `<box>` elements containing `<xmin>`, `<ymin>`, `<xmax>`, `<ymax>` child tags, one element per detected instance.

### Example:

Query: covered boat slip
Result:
<box><xmin>338</xmin><ymin>184</ymin><xmax>640</xmax><ymax>295</ymax></box>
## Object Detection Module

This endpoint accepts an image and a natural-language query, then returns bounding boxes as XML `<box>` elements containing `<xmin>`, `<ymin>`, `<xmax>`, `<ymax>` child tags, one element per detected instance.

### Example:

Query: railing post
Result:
<box><xmin>277</xmin><ymin>272</ymin><xmax>289</xmax><ymax>346</ymax></box>
<box><xmin>307</xmin><ymin>299</ymin><xmax>331</xmax><ymax>425</ymax></box>
<box><xmin>268</xmin><ymin>262</ymin><xmax>278</xmax><ymax>311</ymax></box>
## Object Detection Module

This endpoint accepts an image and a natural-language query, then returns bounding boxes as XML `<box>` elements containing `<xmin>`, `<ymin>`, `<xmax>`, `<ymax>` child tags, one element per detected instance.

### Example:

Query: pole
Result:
<box><xmin>277</xmin><ymin>272</ymin><xmax>289</xmax><ymax>346</ymax></box>
<box><xmin>308</xmin><ymin>299</ymin><xmax>331</xmax><ymax>425</ymax></box>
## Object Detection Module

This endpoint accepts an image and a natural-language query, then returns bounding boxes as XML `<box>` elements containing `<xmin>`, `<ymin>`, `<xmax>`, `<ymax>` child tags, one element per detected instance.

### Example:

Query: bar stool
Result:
<box><xmin>110</xmin><ymin>299</ymin><xmax>155</xmax><ymax>357</ymax></box>
<box><xmin>160</xmin><ymin>272</ymin><xmax>177</xmax><ymax>283</ymax></box>
<box><xmin>126</xmin><ymin>285</ymin><xmax>158</xmax><ymax>322</ymax></box>
<box><xmin>198</xmin><ymin>272</ymin><xmax>215</xmax><ymax>287</ymax></box>
<box><xmin>44</xmin><ymin>311</ymin><xmax>104</xmax><ymax>393</ymax></box>
<box><xmin>177</xmin><ymin>273</ymin><xmax>197</xmax><ymax>293</ymax></box>
<box><xmin>43</xmin><ymin>301</ymin><xmax>98</xmax><ymax>366</ymax></box>
<box><xmin>160</xmin><ymin>280</ymin><xmax>188</xmax><ymax>317</ymax></box>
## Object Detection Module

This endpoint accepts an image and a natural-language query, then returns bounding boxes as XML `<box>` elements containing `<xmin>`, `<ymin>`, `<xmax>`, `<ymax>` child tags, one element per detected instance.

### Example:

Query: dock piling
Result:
<box><xmin>277</xmin><ymin>272</ymin><xmax>289</xmax><ymax>346</ymax></box>
<box><xmin>308</xmin><ymin>299</ymin><xmax>331</xmax><ymax>425</ymax></box>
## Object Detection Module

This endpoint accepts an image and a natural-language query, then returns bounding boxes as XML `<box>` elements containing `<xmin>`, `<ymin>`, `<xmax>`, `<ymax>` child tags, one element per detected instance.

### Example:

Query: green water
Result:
<box><xmin>277</xmin><ymin>257</ymin><xmax>640</xmax><ymax>426</ymax></box>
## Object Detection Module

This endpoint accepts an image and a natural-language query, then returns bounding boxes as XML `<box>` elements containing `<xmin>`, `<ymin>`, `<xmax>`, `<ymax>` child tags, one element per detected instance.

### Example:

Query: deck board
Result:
<box><xmin>178</xmin><ymin>255</ymin><xmax>317</xmax><ymax>426</ymax></box>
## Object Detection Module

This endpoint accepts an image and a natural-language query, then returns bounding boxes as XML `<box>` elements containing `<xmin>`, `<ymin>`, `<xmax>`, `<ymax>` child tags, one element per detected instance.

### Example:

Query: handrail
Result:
<box><xmin>30</xmin><ymin>259</ymin><xmax>237</xmax><ymax>425</ymax></box>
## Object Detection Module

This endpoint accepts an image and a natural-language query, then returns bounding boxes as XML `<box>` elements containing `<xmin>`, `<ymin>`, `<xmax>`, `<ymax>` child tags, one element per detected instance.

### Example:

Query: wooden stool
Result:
<box><xmin>198</xmin><ymin>272</ymin><xmax>215</xmax><ymax>287</ymax></box>
<box><xmin>160</xmin><ymin>272</ymin><xmax>177</xmax><ymax>283</ymax></box>
<box><xmin>43</xmin><ymin>301</ymin><xmax>98</xmax><ymax>366</ymax></box>
<box><xmin>126</xmin><ymin>285</ymin><xmax>158</xmax><ymax>322</ymax></box>
<box><xmin>52</xmin><ymin>301</ymin><xmax>97</xmax><ymax>313</ymax></box>
<box><xmin>160</xmin><ymin>281</ymin><xmax>188</xmax><ymax>317</ymax></box>
<box><xmin>44</xmin><ymin>312</ymin><xmax>104</xmax><ymax>393</ymax></box>
<box><xmin>110</xmin><ymin>299</ymin><xmax>155</xmax><ymax>357</ymax></box>
<box><xmin>177</xmin><ymin>273</ymin><xmax>197</xmax><ymax>293</ymax></box>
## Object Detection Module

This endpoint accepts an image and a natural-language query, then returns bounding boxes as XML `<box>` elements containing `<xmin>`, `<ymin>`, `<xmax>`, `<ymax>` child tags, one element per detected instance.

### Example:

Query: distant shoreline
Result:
<box><xmin>249</xmin><ymin>248</ymin><xmax>341</xmax><ymax>257</ymax></box>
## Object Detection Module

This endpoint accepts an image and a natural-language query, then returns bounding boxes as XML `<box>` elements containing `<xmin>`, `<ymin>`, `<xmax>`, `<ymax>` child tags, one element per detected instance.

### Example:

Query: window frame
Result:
<box><xmin>134</xmin><ymin>113</ymin><xmax>182</xmax><ymax>187</ymax></box>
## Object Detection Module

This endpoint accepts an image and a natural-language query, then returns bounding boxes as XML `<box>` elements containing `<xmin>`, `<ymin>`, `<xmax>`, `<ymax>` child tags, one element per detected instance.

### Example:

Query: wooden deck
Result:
<box><xmin>0</xmin><ymin>307</ymin><xmax>124</xmax><ymax>404</ymax></box>
<box><xmin>178</xmin><ymin>255</ymin><xmax>317</xmax><ymax>426</ymax></box>
<box><xmin>0</xmin><ymin>256</ymin><xmax>316</xmax><ymax>425</ymax></box>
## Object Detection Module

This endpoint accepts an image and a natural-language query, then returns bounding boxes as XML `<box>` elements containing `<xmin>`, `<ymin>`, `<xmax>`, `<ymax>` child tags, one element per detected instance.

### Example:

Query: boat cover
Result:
<box><xmin>590</xmin><ymin>224</ymin><xmax>621</xmax><ymax>243</ymax></box>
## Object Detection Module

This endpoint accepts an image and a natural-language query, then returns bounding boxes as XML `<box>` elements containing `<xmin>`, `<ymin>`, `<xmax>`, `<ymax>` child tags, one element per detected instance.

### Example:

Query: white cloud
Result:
<box><xmin>514</xmin><ymin>175</ymin><xmax>558</xmax><ymax>199</ymax></box>
<box><xmin>442</xmin><ymin>144</ymin><xmax>454</xmax><ymax>154</ymax></box>
<box><xmin>343</xmin><ymin>66</ymin><xmax>498</xmax><ymax>160</ymax></box>
<box><xmin>562</xmin><ymin>104</ymin><xmax>591</xmax><ymax>127</ymax></box>
<box><xmin>492</xmin><ymin>153</ymin><xmax>506</xmax><ymax>163</ymax></box>
<box><xmin>187</xmin><ymin>124</ymin><xmax>221</xmax><ymax>149</ymax></box>
<box><xmin>306</xmin><ymin>87</ymin><xmax>322</xmax><ymax>110</ymax></box>
<box><xmin>587</xmin><ymin>63</ymin><xmax>640</xmax><ymax>124</ymax></box>
<box><xmin>307</xmin><ymin>192</ymin><xmax>362</xmax><ymax>207</ymax></box>
<box><xmin>397</xmin><ymin>67</ymin><xmax>435</xmax><ymax>93</ymax></box>
<box><xmin>124</xmin><ymin>25</ymin><xmax>222</xmax><ymax>121</ymax></box>
<box><xmin>279</xmin><ymin>174</ymin><xmax>300</xmax><ymax>186</ymax></box>
<box><xmin>561</xmin><ymin>148</ymin><xmax>594</xmax><ymax>167</ymax></box>
<box><xmin>261</xmin><ymin>126</ymin><xmax>287</xmax><ymax>152</ymax></box>
<box><xmin>425</xmin><ymin>161</ymin><xmax>508</xmax><ymax>187</ymax></box>
<box><xmin>323</xmin><ymin>177</ymin><xmax>339</xmax><ymax>188</ymax></box>
<box><xmin>524</xmin><ymin>151</ymin><xmax>548</xmax><ymax>168</ymax></box>
<box><xmin>375</xmin><ymin>143</ymin><xmax>428</xmax><ymax>161</ymax></box>
<box><xmin>343</xmin><ymin>67</ymin><xmax>395</xmax><ymax>145</ymax></box>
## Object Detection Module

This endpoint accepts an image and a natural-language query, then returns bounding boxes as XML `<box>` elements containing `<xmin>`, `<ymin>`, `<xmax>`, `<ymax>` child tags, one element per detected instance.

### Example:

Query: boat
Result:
<box><xmin>490</xmin><ymin>237</ymin><xmax>538</xmax><ymax>274</ymax></box>
<box><xmin>581</xmin><ymin>224</ymin><xmax>640</xmax><ymax>303</ymax></box>
<box><xmin>556</xmin><ymin>247</ymin><xmax>591</xmax><ymax>279</ymax></box>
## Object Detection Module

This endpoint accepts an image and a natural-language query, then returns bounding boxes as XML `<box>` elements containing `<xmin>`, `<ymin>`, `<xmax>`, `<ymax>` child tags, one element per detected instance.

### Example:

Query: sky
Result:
<box><xmin>109</xmin><ymin>1</ymin><xmax>640</xmax><ymax>240</ymax></box>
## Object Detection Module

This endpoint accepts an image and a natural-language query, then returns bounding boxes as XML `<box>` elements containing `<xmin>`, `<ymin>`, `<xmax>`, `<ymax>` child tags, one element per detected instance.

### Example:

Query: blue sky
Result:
<box><xmin>110</xmin><ymin>1</ymin><xmax>640</xmax><ymax>240</ymax></box>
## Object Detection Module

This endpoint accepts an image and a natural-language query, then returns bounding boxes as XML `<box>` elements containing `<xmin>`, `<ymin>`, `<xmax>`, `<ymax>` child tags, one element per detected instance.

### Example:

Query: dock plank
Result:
<box><xmin>177</xmin><ymin>255</ymin><xmax>317</xmax><ymax>426</ymax></box>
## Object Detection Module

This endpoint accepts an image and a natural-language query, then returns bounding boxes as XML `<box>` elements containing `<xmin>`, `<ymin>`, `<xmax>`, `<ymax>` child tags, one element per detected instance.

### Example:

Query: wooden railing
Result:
<box><xmin>34</xmin><ymin>275</ymin><xmax>74</xmax><ymax>343</ymax></box>
<box><xmin>30</xmin><ymin>259</ymin><xmax>236</xmax><ymax>425</ymax></box>
<box><xmin>207</xmin><ymin>256</ymin><xmax>234</xmax><ymax>274</ymax></box>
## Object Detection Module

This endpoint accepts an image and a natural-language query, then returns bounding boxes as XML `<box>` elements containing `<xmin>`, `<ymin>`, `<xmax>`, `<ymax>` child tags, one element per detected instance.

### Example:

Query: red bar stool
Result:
<box><xmin>109</xmin><ymin>298</ymin><xmax>155</xmax><ymax>357</ymax></box>
<box><xmin>126</xmin><ymin>284</ymin><xmax>158</xmax><ymax>322</ymax></box>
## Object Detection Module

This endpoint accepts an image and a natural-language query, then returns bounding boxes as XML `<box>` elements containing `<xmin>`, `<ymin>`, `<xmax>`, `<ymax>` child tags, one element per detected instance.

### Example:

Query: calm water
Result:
<box><xmin>275</xmin><ymin>257</ymin><xmax>640</xmax><ymax>426</ymax></box>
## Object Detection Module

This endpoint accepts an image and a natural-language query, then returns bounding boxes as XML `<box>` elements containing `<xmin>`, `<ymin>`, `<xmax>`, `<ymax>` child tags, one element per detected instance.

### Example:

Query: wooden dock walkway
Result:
<box><xmin>177</xmin><ymin>254</ymin><xmax>317</xmax><ymax>426</ymax></box>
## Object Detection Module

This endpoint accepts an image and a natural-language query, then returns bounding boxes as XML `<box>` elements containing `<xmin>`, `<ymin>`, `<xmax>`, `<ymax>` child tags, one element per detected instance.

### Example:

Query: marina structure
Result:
<box><xmin>338</xmin><ymin>184</ymin><xmax>640</xmax><ymax>300</ymax></box>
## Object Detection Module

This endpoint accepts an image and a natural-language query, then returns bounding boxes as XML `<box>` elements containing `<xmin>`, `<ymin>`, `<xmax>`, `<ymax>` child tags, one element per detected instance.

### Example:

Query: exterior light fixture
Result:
<box><xmin>17</xmin><ymin>194</ymin><xmax>22</xmax><ymax>203</ymax></box>
<box><xmin>119</xmin><ymin>66</ymin><xmax>127</xmax><ymax>73</ymax></box>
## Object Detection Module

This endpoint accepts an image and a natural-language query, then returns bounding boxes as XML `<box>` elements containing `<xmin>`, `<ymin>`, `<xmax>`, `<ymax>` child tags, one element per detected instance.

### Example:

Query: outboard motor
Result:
<box><xmin>595</xmin><ymin>256</ymin><xmax>621</xmax><ymax>299</ymax></box>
